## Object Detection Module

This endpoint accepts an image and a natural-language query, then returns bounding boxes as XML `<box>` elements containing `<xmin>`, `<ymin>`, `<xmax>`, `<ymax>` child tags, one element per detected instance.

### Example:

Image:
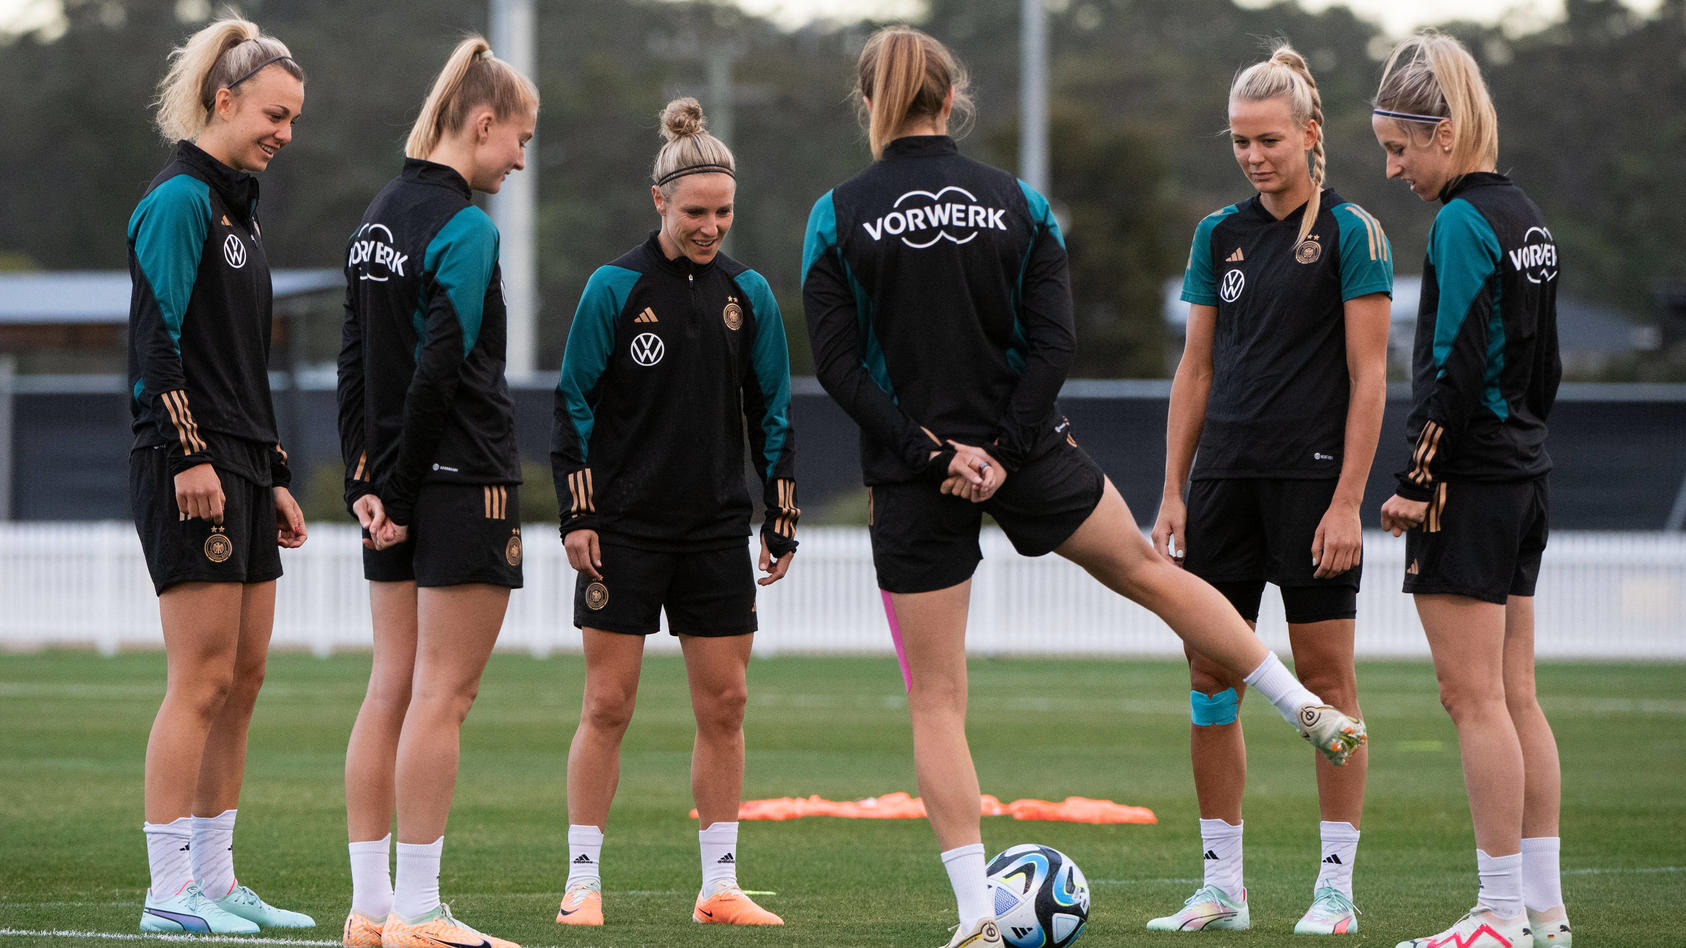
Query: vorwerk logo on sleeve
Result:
<box><xmin>862</xmin><ymin>186</ymin><xmax>1008</xmax><ymax>248</ymax></box>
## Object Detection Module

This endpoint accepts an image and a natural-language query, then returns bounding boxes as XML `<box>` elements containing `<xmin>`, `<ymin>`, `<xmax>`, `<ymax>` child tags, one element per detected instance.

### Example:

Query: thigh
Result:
<box><xmin>1415</xmin><ymin>592</ymin><xmax>1507</xmax><ymax>697</ymax></box>
<box><xmin>1404</xmin><ymin>481</ymin><xmax>1531</xmax><ymax>605</ymax></box>
<box><xmin>868</xmin><ymin>482</ymin><xmax>984</xmax><ymax>594</ymax></box>
<box><xmin>575</xmin><ymin>540</ymin><xmax>670</xmax><ymax>635</ymax></box>
<box><xmin>131</xmin><ymin>449</ymin><xmax>264</xmax><ymax>594</ymax></box>
<box><xmin>678</xmin><ymin>632</ymin><xmax>755</xmax><ymax>707</ymax></box>
<box><xmin>986</xmin><ymin>438</ymin><xmax>1106</xmax><ymax>558</ymax></box>
<box><xmin>414</xmin><ymin>584</ymin><xmax>510</xmax><ymax>689</ymax></box>
<box><xmin>368</xmin><ymin>581</ymin><xmax>420</xmax><ymax>693</ymax></box>
<box><xmin>410</xmin><ymin>484</ymin><xmax>524</xmax><ymax>589</ymax></box>
<box><xmin>666</xmin><ymin>547</ymin><xmax>758</xmax><ymax>637</ymax></box>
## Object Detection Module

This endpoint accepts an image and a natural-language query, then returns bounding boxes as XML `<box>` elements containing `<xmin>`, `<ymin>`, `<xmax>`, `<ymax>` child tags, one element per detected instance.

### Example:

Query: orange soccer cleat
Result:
<box><xmin>692</xmin><ymin>885</ymin><xmax>784</xmax><ymax>925</ymax></box>
<box><xmin>555</xmin><ymin>881</ymin><xmax>603</xmax><ymax>926</ymax></box>
<box><xmin>380</xmin><ymin>903</ymin><xmax>519</xmax><ymax>948</ymax></box>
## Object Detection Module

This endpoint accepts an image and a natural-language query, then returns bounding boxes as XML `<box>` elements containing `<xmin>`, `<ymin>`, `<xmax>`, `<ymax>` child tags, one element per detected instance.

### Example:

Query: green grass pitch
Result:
<box><xmin>1</xmin><ymin>651</ymin><xmax>1682</xmax><ymax>946</ymax></box>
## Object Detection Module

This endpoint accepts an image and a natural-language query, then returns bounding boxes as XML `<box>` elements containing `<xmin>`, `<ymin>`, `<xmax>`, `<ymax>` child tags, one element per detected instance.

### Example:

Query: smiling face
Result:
<box><xmin>200</xmin><ymin>66</ymin><xmax>303</xmax><ymax>173</ymax></box>
<box><xmin>468</xmin><ymin>105</ymin><xmax>536</xmax><ymax>194</ymax></box>
<box><xmin>653</xmin><ymin>173</ymin><xmax>735</xmax><ymax>265</ymax></box>
<box><xmin>1371</xmin><ymin>113</ymin><xmax>1456</xmax><ymax>202</ymax></box>
<box><xmin>1229</xmin><ymin>96</ymin><xmax>1315</xmax><ymax>209</ymax></box>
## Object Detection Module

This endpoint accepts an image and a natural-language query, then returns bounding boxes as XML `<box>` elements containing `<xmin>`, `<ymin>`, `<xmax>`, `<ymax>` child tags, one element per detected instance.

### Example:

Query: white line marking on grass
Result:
<box><xmin>0</xmin><ymin>930</ymin><xmax>341</xmax><ymax>945</ymax></box>
<box><xmin>1564</xmin><ymin>866</ymin><xmax>1685</xmax><ymax>875</ymax></box>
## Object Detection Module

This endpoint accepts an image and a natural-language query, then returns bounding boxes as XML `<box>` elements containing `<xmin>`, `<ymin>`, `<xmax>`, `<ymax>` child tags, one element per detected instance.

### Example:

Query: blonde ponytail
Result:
<box><xmin>405</xmin><ymin>35</ymin><xmax>539</xmax><ymax>160</ymax></box>
<box><xmin>1374</xmin><ymin>30</ymin><xmax>1499</xmax><ymax>186</ymax></box>
<box><xmin>651</xmin><ymin>97</ymin><xmax>735</xmax><ymax>196</ymax></box>
<box><xmin>153</xmin><ymin>17</ymin><xmax>302</xmax><ymax>143</ymax></box>
<box><xmin>1230</xmin><ymin>42</ymin><xmax>1325</xmax><ymax>243</ymax></box>
<box><xmin>854</xmin><ymin>26</ymin><xmax>973</xmax><ymax>160</ymax></box>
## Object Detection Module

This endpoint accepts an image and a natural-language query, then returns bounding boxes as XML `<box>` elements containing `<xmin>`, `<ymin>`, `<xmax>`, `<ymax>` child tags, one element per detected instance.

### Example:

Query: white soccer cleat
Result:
<box><xmin>1296</xmin><ymin>705</ymin><xmax>1367</xmax><ymax>766</ymax></box>
<box><xmin>1146</xmin><ymin>884</ymin><xmax>1250</xmax><ymax>931</ymax></box>
<box><xmin>139</xmin><ymin>882</ymin><xmax>259</xmax><ymax>934</ymax></box>
<box><xmin>942</xmin><ymin>916</ymin><xmax>1004</xmax><ymax>947</ymax></box>
<box><xmin>1395</xmin><ymin>906</ymin><xmax>1533</xmax><ymax>948</ymax></box>
<box><xmin>1294</xmin><ymin>885</ymin><xmax>1360</xmax><ymax>934</ymax></box>
<box><xmin>1526</xmin><ymin>909</ymin><xmax>1571</xmax><ymax>946</ymax></box>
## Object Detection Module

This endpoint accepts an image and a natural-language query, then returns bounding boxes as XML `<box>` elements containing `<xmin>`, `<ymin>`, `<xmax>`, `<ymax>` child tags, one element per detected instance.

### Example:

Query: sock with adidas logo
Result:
<box><xmin>143</xmin><ymin>816</ymin><xmax>194</xmax><ymax>899</ymax></box>
<box><xmin>567</xmin><ymin>824</ymin><xmax>603</xmax><ymax>889</ymax></box>
<box><xmin>1199</xmin><ymin>818</ymin><xmax>1244</xmax><ymax>900</ymax></box>
<box><xmin>1315</xmin><ymin>820</ymin><xmax>1360</xmax><ymax>898</ymax></box>
<box><xmin>699</xmin><ymin>821</ymin><xmax>739</xmax><ymax>895</ymax></box>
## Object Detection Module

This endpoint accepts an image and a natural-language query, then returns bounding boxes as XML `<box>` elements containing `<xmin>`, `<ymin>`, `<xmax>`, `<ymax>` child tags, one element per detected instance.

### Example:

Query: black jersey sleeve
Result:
<box><xmin>335</xmin><ymin>275</ymin><xmax>375</xmax><ymax>511</ymax></box>
<box><xmin>383</xmin><ymin>206</ymin><xmax>500</xmax><ymax>526</ymax></box>
<box><xmin>989</xmin><ymin>182</ymin><xmax>1075</xmax><ymax>471</ymax></box>
<box><xmin>736</xmin><ymin>269</ymin><xmax>799</xmax><ymax>557</ymax></box>
<box><xmin>801</xmin><ymin>191</ymin><xmax>952</xmax><ymax>480</ymax></box>
<box><xmin>1398</xmin><ymin>200</ymin><xmax>1502</xmax><ymax>501</ymax></box>
<box><xmin>128</xmin><ymin>174</ymin><xmax>216</xmax><ymax>476</ymax></box>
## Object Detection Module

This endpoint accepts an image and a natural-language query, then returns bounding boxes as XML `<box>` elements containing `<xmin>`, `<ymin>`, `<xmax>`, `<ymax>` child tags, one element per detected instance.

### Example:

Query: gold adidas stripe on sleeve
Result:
<box><xmin>772</xmin><ymin>478</ymin><xmax>800</xmax><ymax>538</ymax></box>
<box><xmin>1408</xmin><ymin>421</ymin><xmax>1444</xmax><ymax>488</ymax></box>
<box><xmin>160</xmin><ymin>390</ymin><xmax>207</xmax><ymax>455</ymax></box>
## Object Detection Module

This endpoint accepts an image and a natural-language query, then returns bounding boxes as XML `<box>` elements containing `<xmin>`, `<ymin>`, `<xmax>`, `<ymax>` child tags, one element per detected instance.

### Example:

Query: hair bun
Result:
<box><xmin>659</xmin><ymin>97</ymin><xmax>707</xmax><ymax>142</ymax></box>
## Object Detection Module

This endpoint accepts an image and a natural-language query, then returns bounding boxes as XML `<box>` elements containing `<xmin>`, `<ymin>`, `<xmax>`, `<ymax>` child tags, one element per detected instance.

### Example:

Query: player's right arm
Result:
<box><xmin>335</xmin><ymin>273</ymin><xmax>376</xmax><ymax>514</ymax></box>
<box><xmin>1154</xmin><ymin>217</ymin><xmax>1224</xmax><ymax>562</ymax></box>
<box><xmin>800</xmin><ymin>191</ymin><xmax>953</xmax><ymax>480</ymax></box>
<box><xmin>552</xmin><ymin>266</ymin><xmax>632</xmax><ymax>570</ymax></box>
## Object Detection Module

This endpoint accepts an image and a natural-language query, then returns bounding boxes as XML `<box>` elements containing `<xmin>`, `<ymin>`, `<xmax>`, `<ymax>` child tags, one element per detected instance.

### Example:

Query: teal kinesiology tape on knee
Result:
<box><xmin>1190</xmin><ymin>688</ymin><xmax>1239</xmax><ymax>726</ymax></box>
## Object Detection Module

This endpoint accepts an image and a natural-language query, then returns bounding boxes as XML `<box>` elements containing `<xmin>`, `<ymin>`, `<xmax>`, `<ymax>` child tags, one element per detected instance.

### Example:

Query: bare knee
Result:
<box><xmin>581</xmin><ymin>682</ymin><xmax>637</xmax><ymax>737</ymax></box>
<box><xmin>413</xmin><ymin>679</ymin><xmax>480</xmax><ymax>725</ymax></box>
<box><xmin>171</xmin><ymin>671</ymin><xmax>235</xmax><ymax>725</ymax></box>
<box><xmin>693</xmin><ymin>682</ymin><xmax>748</xmax><ymax>736</ymax></box>
<box><xmin>1437</xmin><ymin>685</ymin><xmax>1505</xmax><ymax>727</ymax></box>
<box><xmin>908</xmin><ymin>674</ymin><xmax>967</xmax><ymax>719</ymax></box>
<box><xmin>223</xmin><ymin>658</ymin><xmax>267</xmax><ymax>717</ymax></box>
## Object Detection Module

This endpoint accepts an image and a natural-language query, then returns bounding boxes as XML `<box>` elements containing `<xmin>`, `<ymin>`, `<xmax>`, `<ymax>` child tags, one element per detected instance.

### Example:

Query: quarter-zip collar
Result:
<box><xmin>175</xmin><ymin>138</ymin><xmax>260</xmax><ymax>225</ymax></box>
<box><xmin>881</xmin><ymin>135</ymin><xmax>959</xmax><ymax>160</ymax></box>
<box><xmin>644</xmin><ymin>229</ymin><xmax>718</xmax><ymax>280</ymax></box>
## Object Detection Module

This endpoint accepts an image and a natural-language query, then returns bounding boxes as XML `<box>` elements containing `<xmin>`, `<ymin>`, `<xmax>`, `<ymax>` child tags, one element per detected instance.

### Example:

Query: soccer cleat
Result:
<box><xmin>211</xmin><ymin>883</ymin><xmax>316</xmax><ymax>928</ymax></box>
<box><xmin>381</xmin><ymin>902</ymin><xmax>519</xmax><ymax>948</ymax></box>
<box><xmin>1395</xmin><ymin>907</ymin><xmax>1533</xmax><ymax>948</ymax></box>
<box><xmin>139</xmin><ymin>882</ymin><xmax>260</xmax><ymax>934</ymax></box>
<box><xmin>942</xmin><ymin>916</ymin><xmax>1004</xmax><ymax>947</ymax></box>
<box><xmin>555</xmin><ymin>879</ymin><xmax>603</xmax><ymax>926</ymax></box>
<box><xmin>1526</xmin><ymin>910</ymin><xmax>1571</xmax><ymax>946</ymax></box>
<box><xmin>1294</xmin><ymin>885</ymin><xmax>1360</xmax><ymax>934</ymax></box>
<box><xmin>1146</xmin><ymin>884</ymin><xmax>1251</xmax><ymax>931</ymax></box>
<box><xmin>1297</xmin><ymin>705</ymin><xmax>1367</xmax><ymax>766</ymax></box>
<box><xmin>341</xmin><ymin>908</ymin><xmax>383</xmax><ymax>947</ymax></box>
<box><xmin>693</xmin><ymin>884</ymin><xmax>784</xmax><ymax>925</ymax></box>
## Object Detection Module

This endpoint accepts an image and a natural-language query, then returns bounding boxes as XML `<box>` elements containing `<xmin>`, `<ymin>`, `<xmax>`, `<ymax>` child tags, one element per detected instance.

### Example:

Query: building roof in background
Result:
<box><xmin>0</xmin><ymin>270</ymin><xmax>341</xmax><ymax>325</ymax></box>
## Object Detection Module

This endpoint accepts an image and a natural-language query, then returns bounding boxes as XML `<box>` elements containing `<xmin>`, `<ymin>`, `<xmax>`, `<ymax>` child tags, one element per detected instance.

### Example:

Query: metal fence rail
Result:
<box><xmin>1</xmin><ymin>524</ymin><xmax>1681</xmax><ymax>659</ymax></box>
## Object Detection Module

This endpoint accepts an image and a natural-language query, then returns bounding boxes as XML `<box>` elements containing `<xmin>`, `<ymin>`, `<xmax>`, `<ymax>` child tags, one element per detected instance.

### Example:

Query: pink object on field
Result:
<box><xmin>882</xmin><ymin>589</ymin><xmax>912</xmax><ymax>692</ymax></box>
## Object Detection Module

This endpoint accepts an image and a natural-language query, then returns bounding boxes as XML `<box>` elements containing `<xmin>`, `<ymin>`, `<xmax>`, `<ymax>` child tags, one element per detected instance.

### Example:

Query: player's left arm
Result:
<box><xmin>736</xmin><ymin>269</ymin><xmax>798</xmax><ymax>578</ymax></box>
<box><xmin>1316</xmin><ymin>206</ymin><xmax>1394</xmax><ymax>577</ymax></box>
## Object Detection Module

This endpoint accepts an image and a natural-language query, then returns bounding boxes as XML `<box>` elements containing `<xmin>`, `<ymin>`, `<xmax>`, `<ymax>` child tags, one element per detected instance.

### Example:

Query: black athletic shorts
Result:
<box><xmin>573</xmin><ymin>539</ymin><xmax>756</xmax><ymax>637</ymax></box>
<box><xmin>129</xmin><ymin>444</ymin><xmax>283</xmax><ymax>594</ymax></box>
<box><xmin>867</xmin><ymin>436</ymin><xmax>1106</xmax><ymax>594</ymax></box>
<box><xmin>363</xmin><ymin>483</ymin><xmax>523</xmax><ymax>588</ymax></box>
<box><xmin>1403</xmin><ymin>477</ymin><xmax>1548</xmax><ymax>604</ymax></box>
<box><xmin>1183</xmin><ymin>477</ymin><xmax>1360</xmax><ymax>622</ymax></box>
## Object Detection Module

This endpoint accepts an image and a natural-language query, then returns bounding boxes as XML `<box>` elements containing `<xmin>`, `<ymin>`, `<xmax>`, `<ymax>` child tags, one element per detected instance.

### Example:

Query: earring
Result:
<box><xmin>1443</xmin><ymin>145</ymin><xmax>1451</xmax><ymax>153</ymax></box>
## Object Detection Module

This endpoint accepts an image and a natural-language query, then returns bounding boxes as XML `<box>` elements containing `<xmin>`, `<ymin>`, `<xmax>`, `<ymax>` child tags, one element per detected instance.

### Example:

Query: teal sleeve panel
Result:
<box><xmin>800</xmin><ymin>189</ymin><xmax>839</xmax><ymax>289</ymax></box>
<box><xmin>552</xmin><ymin>265</ymin><xmax>639</xmax><ymax>534</ymax></box>
<box><xmin>1180</xmin><ymin>206</ymin><xmax>1239</xmax><ymax>306</ymax></box>
<box><xmin>424</xmin><ymin>206</ymin><xmax>499</xmax><ymax>355</ymax></box>
<box><xmin>1191</xmin><ymin>688</ymin><xmax>1240</xmax><ymax>726</ymax></box>
<box><xmin>129</xmin><ymin>175</ymin><xmax>211</xmax><ymax>352</ymax></box>
<box><xmin>1430</xmin><ymin>199</ymin><xmax>1508</xmax><ymax>421</ymax></box>
<box><xmin>1016</xmin><ymin>179</ymin><xmax>1066</xmax><ymax>248</ymax></box>
<box><xmin>1334</xmin><ymin>202</ymin><xmax>1394</xmax><ymax>301</ymax></box>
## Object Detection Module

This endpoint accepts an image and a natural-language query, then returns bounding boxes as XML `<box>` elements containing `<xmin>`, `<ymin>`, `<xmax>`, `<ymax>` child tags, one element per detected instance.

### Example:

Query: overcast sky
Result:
<box><xmin>0</xmin><ymin>0</ymin><xmax>1666</xmax><ymax>39</ymax></box>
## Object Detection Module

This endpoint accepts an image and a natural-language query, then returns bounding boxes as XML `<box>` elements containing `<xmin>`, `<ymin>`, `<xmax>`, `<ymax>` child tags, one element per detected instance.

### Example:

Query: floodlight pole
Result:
<box><xmin>490</xmin><ymin>0</ymin><xmax>538</xmax><ymax>379</ymax></box>
<box><xmin>1020</xmin><ymin>0</ymin><xmax>1049</xmax><ymax>196</ymax></box>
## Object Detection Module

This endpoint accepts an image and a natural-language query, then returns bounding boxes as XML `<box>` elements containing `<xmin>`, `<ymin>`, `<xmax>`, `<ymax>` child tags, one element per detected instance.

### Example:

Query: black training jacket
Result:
<box><xmin>127</xmin><ymin>139</ymin><xmax>291</xmax><ymax>487</ymax></box>
<box><xmin>338</xmin><ymin>159</ymin><xmax>520</xmax><ymax>526</ymax></box>
<box><xmin>551</xmin><ymin>233</ymin><xmax>798</xmax><ymax>556</ymax></box>
<box><xmin>800</xmin><ymin>135</ymin><xmax>1074</xmax><ymax>483</ymax></box>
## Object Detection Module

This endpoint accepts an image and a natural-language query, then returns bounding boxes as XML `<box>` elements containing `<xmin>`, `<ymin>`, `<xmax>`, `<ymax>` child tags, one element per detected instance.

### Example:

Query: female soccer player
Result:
<box><xmin>1372</xmin><ymin>30</ymin><xmax>1569</xmax><ymax>948</ymax></box>
<box><xmin>801</xmin><ymin>26</ymin><xmax>1367</xmax><ymax>948</ymax></box>
<box><xmin>127</xmin><ymin>17</ymin><xmax>311</xmax><ymax>936</ymax></box>
<box><xmin>550</xmin><ymin>96</ymin><xmax>797</xmax><ymax>929</ymax></box>
<box><xmin>1147</xmin><ymin>44</ymin><xmax>1390</xmax><ymax>936</ymax></box>
<box><xmin>336</xmin><ymin>36</ymin><xmax>535</xmax><ymax>948</ymax></box>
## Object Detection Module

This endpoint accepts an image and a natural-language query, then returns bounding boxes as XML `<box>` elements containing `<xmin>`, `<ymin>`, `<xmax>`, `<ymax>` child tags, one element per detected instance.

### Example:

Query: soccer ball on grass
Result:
<box><xmin>985</xmin><ymin>843</ymin><xmax>1090</xmax><ymax>948</ymax></box>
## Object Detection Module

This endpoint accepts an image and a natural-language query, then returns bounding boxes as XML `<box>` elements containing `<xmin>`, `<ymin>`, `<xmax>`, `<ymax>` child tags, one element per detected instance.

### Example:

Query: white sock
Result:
<box><xmin>1199</xmin><ymin>818</ymin><xmax>1245</xmax><ymax>900</ymax></box>
<box><xmin>1314</xmin><ymin>820</ymin><xmax>1360</xmax><ymax>898</ymax></box>
<box><xmin>1475</xmin><ymin>848</ymin><xmax>1524</xmax><ymax>918</ymax></box>
<box><xmin>143</xmin><ymin>817</ymin><xmax>194</xmax><ymax>898</ymax></box>
<box><xmin>941</xmin><ymin>843</ymin><xmax>992</xmax><ymax>931</ymax></box>
<box><xmin>1243</xmin><ymin>652</ymin><xmax>1321</xmax><ymax>724</ymax></box>
<box><xmin>567</xmin><ymin>825</ymin><xmax>604</xmax><ymax>889</ymax></box>
<box><xmin>1521</xmin><ymin>836</ymin><xmax>1564</xmax><ymax>913</ymax></box>
<box><xmin>393</xmin><ymin>836</ymin><xmax>444</xmax><ymax>921</ymax></box>
<box><xmin>699</xmin><ymin>821</ymin><xmax>740</xmax><ymax>895</ymax></box>
<box><xmin>190</xmin><ymin>808</ymin><xmax>237</xmax><ymax>899</ymax></box>
<box><xmin>349</xmin><ymin>834</ymin><xmax>393</xmax><ymax>920</ymax></box>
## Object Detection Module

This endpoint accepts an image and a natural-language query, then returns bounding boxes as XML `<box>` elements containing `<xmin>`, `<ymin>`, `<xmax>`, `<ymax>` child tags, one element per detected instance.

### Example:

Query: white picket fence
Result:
<box><xmin>0</xmin><ymin>523</ymin><xmax>1681</xmax><ymax>659</ymax></box>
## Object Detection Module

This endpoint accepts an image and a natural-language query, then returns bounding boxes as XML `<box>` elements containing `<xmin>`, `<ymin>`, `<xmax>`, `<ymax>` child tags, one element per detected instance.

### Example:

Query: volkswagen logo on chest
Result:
<box><xmin>223</xmin><ymin>233</ymin><xmax>247</xmax><ymax>269</ymax></box>
<box><xmin>1219</xmin><ymin>268</ymin><xmax>1245</xmax><ymax>302</ymax></box>
<box><xmin>630</xmin><ymin>332</ymin><xmax>665</xmax><ymax>366</ymax></box>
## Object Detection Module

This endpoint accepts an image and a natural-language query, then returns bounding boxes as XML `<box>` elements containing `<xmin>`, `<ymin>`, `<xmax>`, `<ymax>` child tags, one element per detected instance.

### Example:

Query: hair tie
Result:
<box><xmin>227</xmin><ymin>54</ymin><xmax>296</xmax><ymax>91</ymax></box>
<box><xmin>655</xmin><ymin>163</ymin><xmax>735</xmax><ymax>187</ymax></box>
<box><xmin>1372</xmin><ymin>107</ymin><xmax>1445</xmax><ymax>125</ymax></box>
